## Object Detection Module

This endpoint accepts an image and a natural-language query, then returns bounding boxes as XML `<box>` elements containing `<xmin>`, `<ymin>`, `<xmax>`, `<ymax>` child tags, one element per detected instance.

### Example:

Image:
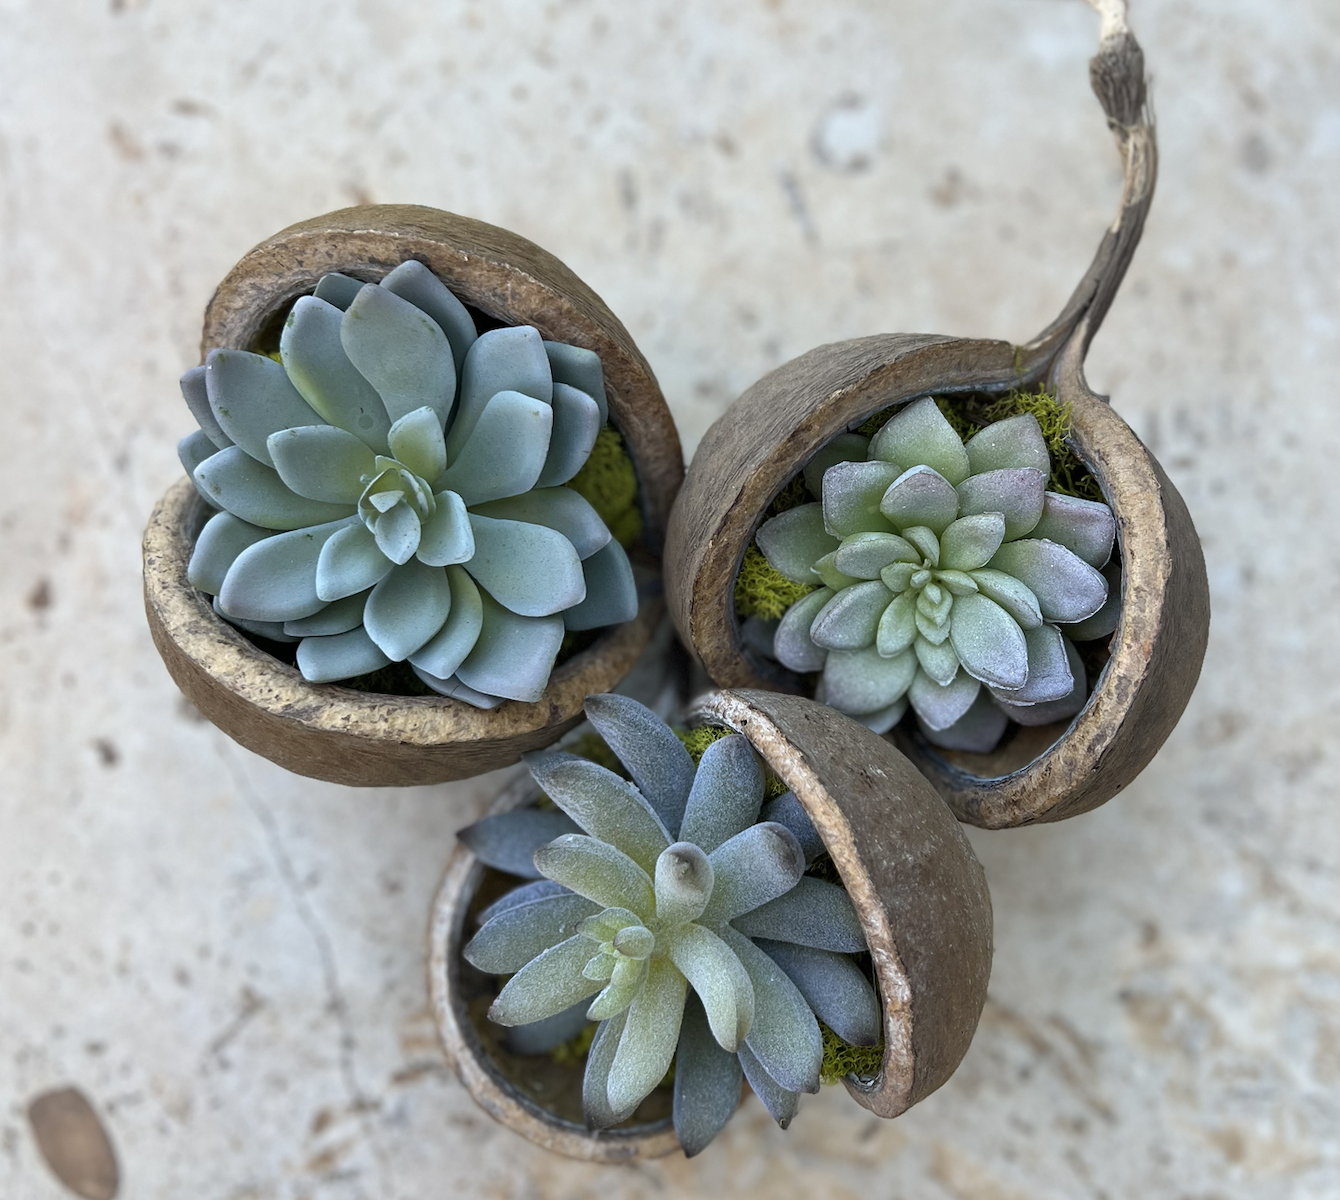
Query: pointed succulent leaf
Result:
<box><xmin>731</xmin><ymin>877</ymin><xmax>867</xmax><ymax>953</ymax></box>
<box><xmin>315</xmin><ymin>523</ymin><xmax>394</xmax><ymax>601</ymax></box>
<box><xmin>916</xmin><ymin>608</ymin><xmax>952</xmax><ymax>646</ymax></box>
<box><xmin>939</xmin><ymin>512</ymin><xmax>1007</xmax><ymax>572</ymax></box>
<box><xmin>406</xmin><ymin>564</ymin><xmax>482</xmax><ymax>678</ymax></box>
<box><xmin>387</xmin><ymin>406</ymin><xmax>449</xmax><ymax>483</ymax></box>
<box><xmin>755</xmin><ymin>504</ymin><xmax>836</xmax><ymax>585</ymax></box>
<box><xmin>188</xmin><ymin>511</ymin><xmax>271</xmax><ymax>595</ymax></box>
<box><xmin>987</xmin><ymin>539</ymin><xmax>1108</xmax><ymax>624</ymax></box>
<box><xmin>752</xmin><ymin>940</ymin><xmax>881</xmax><ymax>1048</ymax></box>
<box><xmin>179</xmin><ymin>429</ymin><xmax>220</xmax><ymax>486</ymax></box>
<box><xmin>341</xmin><ymin>282</ymin><xmax>456</xmax><ymax>426</ymax></box>
<box><xmin>908</xmin><ymin>666</ymin><xmax>982</xmax><ymax>731</ymax></box>
<box><xmin>700</xmin><ymin>823</ymin><xmax>805</xmax><ymax>925</ymax></box>
<box><xmin>414</xmin><ymin>670</ymin><xmax>505</xmax><ymax>708</ymax></box>
<box><xmin>994</xmin><ymin>636</ymin><xmax>1088</xmax><ymax>725</ymax></box>
<box><xmin>966</xmin><ymin>568</ymin><xmax>1042</xmax><ymax>629</ymax></box>
<box><xmin>544</xmin><ymin>340</ymin><xmax>606</xmax><ymax>424</ymax></box>
<box><xmin>803</xmin><ymin>432</ymin><xmax>869</xmax><ymax>497</ymax></box>
<box><xmin>857</xmin><ymin>694</ymin><xmax>909</xmax><ymax>734</ymax></box>
<box><xmin>447</xmin><ymin>326</ymin><xmax>553</xmax><ymax>462</ymax></box>
<box><xmin>488</xmin><ymin>935</ymin><xmax>604</xmax><ymax>1027</ymax></box>
<box><xmin>956</xmin><ymin>467</ymin><xmax>1047</xmax><ymax>540</ymax></box>
<box><xmin>902</xmin><ymin>525</ymin><xmax>940</xmax><ymax>566</ymax></box>
<box><xmin>919</xmin><ymin>688</ymin><xmax>1010</xmax><ymax>752</ymax></box>
<box><xmin>523</xmin><ymin>753</ymin><xmax>670</xmax><ymax>873</ymax></box>
<box><xmin>457</xmin><ymin>809</ymin><xmax>580</xmax><ymax>877</ymax></box>
<box><xmin>869</xmin><ymin>396</ymin><xmax>970</xmax><ymax>484</ymax></box>
<box><xmin>673</xmin><ymin>994</ymin><xmax>745</xmax><ymax>1156</ymax></box>
<box><xmin>363</xmin><ymin>558</ymin><xmax>451</xmax><ymax>660</ymax></box>
<box><xmin>312</xmin><ymin>272</ymin><xmax>365</xmax><ymax>310</ymax></box>
<box><xmin>833</xmin><ymin>532</ymin><xmax>919</xmax><ymax>579</ymax></box>
<box><xmin>936</xmin><ymin>569</ymin><xmax>980</xmax><ymax>595</ymax></box>
<box><xmin>1060</xmin><ymin>560</ymin><xmax>1121</xmax><ymax>641</ymax></box>
<box><xmin>267</xmin><ymin>425</ymin><xmax>376</xmax><ymax>504</ymax></box>
<box><xmin>876</xmin><ymin>590</ymin><xmax>917</xmax><ymax>657</ymax></box>
<box><xmin>465</xmin><ymin>514</ymin><xmax>584</xmax><ymax>617</ymax></box>
<box><xmin>964</xmin><ymin>412</ymin><xmax>1050</xmax><ymax>474</ymax></box>
<box><xmin>809</xmin><ymin>581</ymin><xmax>892</xmax><ymax>652</ymax></box>
<box><xmin>758</xmin><ymin>794</ymin><xmax>823</xmax><ymax>864</ymax></box>
<box><xmin>380</xmin><ymin>259</ymin><xmax>478</xmax><ymax>369</ymax></box>
<box><xmin>280</xmin><ymin>296</ymin><xmax>391</xmax><ymax>453</ymax></box>
<box><xmin>195</xmin><ymin>447</ymin><xmax>356</xmax><ymax>530</ymax></box>
<box><xmin>737</xmin><ymin>1042</ymin><xmax>800</xmax><ymax>1128</ymax></box>
<box><xmin>371</xmin><ymin>502</ymin><xmax>422</xmax><ymax>565</ymax></box>
<box><xmin>465</xmin><ymin>893</ymin><xmax>602</xmax><ymax>974</ymax></box>
<box><xmin>1030</xmin><ymin>491</ymin><xmax>1116</xmax><ymax>568</ymax></box>
<box><xmin>205</xmin><ymin>348</ymin><xmax>325</xmax><ymax>466</ymax></box>
<box><xmin>654</xmin><ymin>843</ymin><xmax>715</xmax><ymax>925</ymax></box>
<box><xmin>878</xmin><ymin>465</ymin><xmax>959</xmax><ymax>535</ymax></box>
<box><xmin>880</xmin><ymin>561</ymin><xmax>917</xmax><ymax>593</ymax></box>
<box><xmin>218</xmin><ymin>518</ymin><xmax>353</xmax><ymax>622</ymax></box>
<box><xmin>536</xmin><ymin>383</ymin><xmax>601</xmax><ymax>488</ymax></box>
<box><xmin>947</xmin><ymin>592</ymin><xmax>1027</xmax><ymax>688</ymax></box>
<box><xmin>721</xmin><ymin>926</ymin><xmax>822</xmax><ymax>1094</ymax></box>
<box><xmin>295</xmin><ymin>625</ymin><xmax>391</xmax><ymax>683</ymax></box>
<box><xmin>822</xmin><ymin>460</ymin><xmax>901</xmax><ymax>538</ymax></box>
<box><xmin>669</xmin><ymin>924</ymin><xmax>754</xmax><ymax>1051</ymax></box>
<box><xmin>587</xmin><ymin>955</ymin><xmax>650</xmax><ymax>1022</ymax></box>
<box><xmin>773</xmin><ymin>588</ymin><xmax>833</xmax><ymax>672</ymax></box>
<box><xmin>438</xmin><ymin>390</ymin><xmax>553</xmax><ymax>506</ymax></box>
<box><xmin>284</xmin><ymin>590</ymin><xmax>369</xmax><ymax>637</ymax></box>
<box><xmin>583</xmin><ymin>1008</ymin><xmax>628</xmax><ymax>1129</ymax></box>
<box><xmin>562</xmin><ymin>539</ymin><xmax>637</xmax><ymax>631</ymax></box>
<box><xmin>180</xmin><ymin>364</ymin><xmax>232</xmax><ymax>449</ymax></box>
<box><xmin>478</xmin><ymin>879</ymin><xmax>570</xmax><ymax>925</ymax></box>
<box><xmin>533</xmin><ymin>834</ymin><xmax>656</xmax><ymax>913</ymax></box>
<box><xmin>679</xmin><ymin>735</ymin><xmax>764</xmax><ymax>853</ymax></box>
<box><xmin>606</xmin><ymin>958</ymin><xmax>688</xmax><ymax>1122</ymax></box>
<box><xmin>213</xmin><ymin>598</ymin><xmax>295</xmax><ymax>643</ymax></box>
<box><xmin>581</xmin><ymin>694</ymin><xmax>696</xmax><ymax>835</ymax></box>
<box><xmin>991</xmin><ymin>622</ymin><xmax>1074</xmax><ymax>704</ymax></box>
<box><xmin>506</xmin><ymin>1000</ymin><xmax>592</xmax><ymax>1057</ymax></box>
<box><xmin>578</xmin><ymin>907</ymin><xmax>642</xmax><ymax>945</ymax></box>
<box><xmin>822</xmin><ymin>645</ymin><xmax>917</xmax><ymax>714</ymax></box>
<box><xmin>812</xmin><ymin>552</ymin><xmax>860</xmax><ymax>591</ymax></box>
<box><xmin>473</xmin><ymin>488</ymin><xmax>610</xmax><ymax>559</ymax></box>
<box><xmin>613</xmin><ymin>925</ymin><xmax>656</xmax><ymax>959</ymax></box>
<box><xmin>914</xmin><ymin>637</ymin><xmax>961</xmax><ymax>686</ymax></box>
<box><xmin>455</xmin><ymin>591</ymin><xmax>564</xmax><ymax>702</ymax></box>
<box><xmin>416</xmin><ymin>489</ymin><xmax>473</xmax><ymax>566</ymax></box>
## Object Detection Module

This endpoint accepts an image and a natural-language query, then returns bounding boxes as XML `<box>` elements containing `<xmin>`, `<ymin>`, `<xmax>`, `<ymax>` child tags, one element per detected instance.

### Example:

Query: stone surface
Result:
<box><xmin>1</xmin><ymin>0</ymin><xmax>1338</xmax><ymax>1197</ymax></box>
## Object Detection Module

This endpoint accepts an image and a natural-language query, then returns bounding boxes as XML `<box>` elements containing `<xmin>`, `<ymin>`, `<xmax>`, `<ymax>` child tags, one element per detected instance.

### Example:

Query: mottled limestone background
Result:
<box><xmin>1</xmin><ymin>0</ymin><xmax>1338</xmax><ymax>1196</ymax></box>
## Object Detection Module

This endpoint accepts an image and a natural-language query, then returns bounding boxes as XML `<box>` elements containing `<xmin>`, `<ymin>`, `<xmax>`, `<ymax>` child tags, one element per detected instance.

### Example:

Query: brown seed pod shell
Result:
<box><xmin>428</xmin><ymin>689</ymin><xmax>993</xmax><ymax>1158</ymax></box>
<box><xmin>663</xmin><ymin>21</ymin><xmax>1209</xmax><ymax>828</ymax></box>
<box><xmin>143</xmin><ymin>205</ymin><xmax>683</xmax><ymax>786</ymax></box>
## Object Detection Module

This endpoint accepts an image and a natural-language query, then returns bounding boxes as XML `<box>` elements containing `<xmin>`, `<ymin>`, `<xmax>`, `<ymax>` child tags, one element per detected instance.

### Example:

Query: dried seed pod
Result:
<box><xmin>144</xmin><ymin>205</ymin><xmax>682</xmax><ymax>786</ymax></box>
<box><xmin>428</xmin><ymin>690</ymin><xmax>992</xmax><ymax>1159</ymax></box>
<box><xmin>664</xmin><ymin>8</ymin><xmax>1208</xmax><ymax>827</ymax></box>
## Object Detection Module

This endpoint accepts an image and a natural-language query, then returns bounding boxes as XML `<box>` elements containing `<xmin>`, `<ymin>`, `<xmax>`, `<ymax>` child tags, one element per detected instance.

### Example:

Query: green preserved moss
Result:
<box><xmin>735</xmin><ymin>544</ymin><xmax>818</xmax><ymax>622</ymax></box>
<box><xmin>819</xmin><ymin>1022</ymin><xmax>884</xmax><ymax>1085</ymax></box>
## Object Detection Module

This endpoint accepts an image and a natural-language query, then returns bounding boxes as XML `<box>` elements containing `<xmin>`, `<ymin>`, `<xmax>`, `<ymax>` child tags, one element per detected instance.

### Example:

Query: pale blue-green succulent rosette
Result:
<box><xmin>176</xmin><ymin>261</ymin><xmax>639</xmax><ymax>708</ymax></box>
<box><xmin>754</xmin><ymin>397</ymin><xmax>1119</xmax><ymax>751</ymax></box>
<box><xmin>459</xmin><ymin>694</ymin><xmax>879</xmax><ymax>1156</ymax></box>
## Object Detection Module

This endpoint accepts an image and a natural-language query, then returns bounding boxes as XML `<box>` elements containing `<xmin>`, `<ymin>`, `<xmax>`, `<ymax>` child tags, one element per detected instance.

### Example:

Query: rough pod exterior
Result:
<box><xmin>144</xmin><ymin>205</ymin><xmax>683</xmax><ymax>786</ymax></box>
<box><xmin>663</xmin><ymin>6</ymin><xmax>1209</xmax><ymax>827</ymax></box>
<box><xmin>429</xmin><ymin>689</ymin><xmax>993</xmax><ymax>1161</ymax></box>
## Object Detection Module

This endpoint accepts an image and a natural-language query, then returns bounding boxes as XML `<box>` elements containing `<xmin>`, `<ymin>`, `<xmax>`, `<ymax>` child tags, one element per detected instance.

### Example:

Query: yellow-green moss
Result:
<box><xmin>976</xmin><ymin>388</ymin><xmax>1104</xmax><ymax>502</ymax></box>
<box><xmin>820</xmin><ymin>1022</ymin><xmax>884</xmax><ymax>1085</ymax></box>
<box><xmin>567</xmin><ymin>425</ymin><xmax>644</xmax><ymax>547</ymax></box>
<box><xmin>735</xmin><ymin>544</ymin><xmax>818</xmax><ymax>622</ymax></box>
<box><xmin>675</xmin><ymin>724</ymin><xmax>787</xmax><ymax>798</ymax></box>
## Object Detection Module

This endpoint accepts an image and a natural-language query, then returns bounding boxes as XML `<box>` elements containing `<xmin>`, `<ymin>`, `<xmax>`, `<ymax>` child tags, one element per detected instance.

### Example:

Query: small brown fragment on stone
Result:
<box><xmin>27</xmin><ymin>1087</ymin><xmax>119</xmax><ymax>1200</ymax></box>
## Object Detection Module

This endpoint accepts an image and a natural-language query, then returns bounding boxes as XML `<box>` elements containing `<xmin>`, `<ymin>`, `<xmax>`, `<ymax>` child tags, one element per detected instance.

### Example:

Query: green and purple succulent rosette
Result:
<box><xmin>459</xmin><ymin>694</ymin><xmax>878</xmax><ymax>1156</ymax></box>
<box><xmin>176</xmin><ymin>261</ymin><xmax>638</xmax><ymax>708</ymax></box>
<box><xmin>752</xmin><ymin>397</ymin><xmax>1119</xmax><ymax>751</ymax></box>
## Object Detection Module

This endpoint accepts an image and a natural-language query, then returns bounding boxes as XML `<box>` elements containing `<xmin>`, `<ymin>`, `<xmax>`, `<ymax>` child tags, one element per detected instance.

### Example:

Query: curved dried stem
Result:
<box><xmin>1019</xmin><ymin>0</ymin><xmax>1157</xmax><ymax>384</ymax></box>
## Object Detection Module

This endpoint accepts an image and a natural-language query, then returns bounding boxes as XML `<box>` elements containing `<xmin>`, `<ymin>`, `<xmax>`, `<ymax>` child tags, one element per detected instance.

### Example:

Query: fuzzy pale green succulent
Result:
<box><xmin>459</xmin><ymin>694</ymin><xmax>879</xmax><ymax>1155</ymax></box>
<box><xmin>753</xmin><ymin>396</ymin><xmax>1119</xmax><ymax>750</ymax></box>
<box><xmin>177</xmin><ymin>261</ymin><xmax>638</xmax><ymax>707</ymax></box>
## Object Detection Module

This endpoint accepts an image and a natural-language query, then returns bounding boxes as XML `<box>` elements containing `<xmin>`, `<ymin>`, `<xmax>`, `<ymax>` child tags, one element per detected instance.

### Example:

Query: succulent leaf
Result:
<box><xmin>505</xmin><ymin>1000</ymin><xmax>592</xmax><ymax>1057</ymax></box>
<box><xmin>869</xmin><ymin>396</ymin><xmax>971</xmax><ymax>485</ymax></box>
<box><xmin>821</xmin><ymin>460</ymin><xmax>901</xmax><ymax>538</ymax></box>
<box><xmin>854</xmin><ymin>694</ymin><xmax>910</xmax><ymax>734</ymax></box>
<box><xmin>284</xmin><ymin>589</ymin><xmax>369</xmax><ymax>637</ymax></box>
<box><xmin>913</xmin><ymin>635</ymin><xmax>960</xmax><ymax>686</ymax></box>
<box><xmin>457</xmin><ymin>809</ymin><xmax>581</xmax><ymax>878</ymax></box>
<box><xmin>438</xmin><ymin>391</ymin><xmax>553</xmax><ymax>507</ymax></box>
<box><xmin>454</xmin><ymin>591</ymin><xmax>564</xmax><ymax>703</ymax></box>
<box><xmin>994</xmin><ymin>635</ymin><xmax>1088</xmax><ymax>725</ymax></box>
<box><xmin>411</xmin><ymin>670</ymin><xmax>506</xmax><ymax>708</ymax></box>
<box><xmin>700</xmin><ymin>823</ymin><xmax>805</xmax><ymax>925</ymax></box>
<box><xmin>268</xmin><ymin>425</ymin><xmax>376</xmax><ymax>504</ymax></box>
<box><xmin>447</xmin><ymin>326</ymin><xmax>553</xmax><ymax>463</ymax></box>
<box><xmin>833</xmin><ymin>532</ymin><xmax>919</xmax><ymax>579</ymax></box>
<box><xmin>488</xmin><ymin>934</ymin><xmax>604</xmax><ymax>1027</ymax></box>
<box><xmin>955</xmin><ymin>467</ymin><xmax>1046</xmax><ymax>540</ymax></box>
<box><xmin>876</xmin><ymin>590</ymin><xmax>918</xmax><ymax>657</ymax></box>
<box><xmin>178</xmin><ymin>429</ymin><xmax>220</xmax><ymax>490</ymax></box>
<box><xmin>802</xmin><ymin>432</ymin><xmax>869</xmax><ymax>497</ymax></box>
<box><xmin>544</xmin><ymin>340</ymin><xmax>607</xmax><ymax>424</ymax></box>
<box><xmin>758</xmin><ymin>793</ymin><xmax>823</xmax><ymax>863</ymax></box>
<box><xmin>990</xmin><ymin>622</ymin><xmax>1074</xmax><ymax>705</ymax></box>
<box><xmin>606</xmin><ymin>959</ymin><xmax>689</xmax><ymax>1122</ymax></box>
<box><xmin>195</xmin><ymin>447</ymin><xmax>356</xmax><ymax>531</ymax></box>
<box><xmin>773</xmin><ymin>587</ymin><xmax>834</xmax><ymax>672</ymax></box>
<box><xmin>588</xmin><ymin>955</ymin><xmax>650</xmax><ymax>1021</ymax></box>
<box><xmin>294</xmin><ymin>625</ymin><xmax>390</xmax><ymax>683</ymax></box>
<box><xmin>280</xmin><ymin>296</ymin><xmax>392</xmax><ymax>454</ymax></box>
<box><xmin>536</xmin><ymin>383</ymin><xmax>602</xmax><ymax>488</ymax></box>
<box><xmin>966</xmin><ymin>568</ymin><xmax>1043</xmax><ymax>629</ymax></box>
<box><xmin>582</xmin><ymin>1007</ymin><xmax>628</xmax><ymax>1129</ymax></box>
<box><xmin>919</xmin><ymin>687</ymin><xmax>1010</xmax><ymax>752</ymax></box>
<box><xmin>212</xmin><ymin>598</ymin><xmax>295</xmax><ymax>643</ymax></box>
<box><xmin>188</xmin><ymin>511</ymin><xmax>271</xmax><ymax>595</ymax></box>
<box><xmin>963</xmin><ymin>412</ymin><xmax>1050</xmax><ymax>475</ymax></box>
<box><xmin>561</xmin><ymin>539</ymin><xmax>638</xmax><ymax>632</ymax></box>
<box><xmin>370</xmin><ymin>500</ymin><xmax>422</xmax><ymax>565</ymax></box>
<box><xmin>180</xmin><ymin>364</ymin><xmax>232</xmax><ymax>449</ymax></box>
<box><xmin>736</xmin><ymin>1042</ymin><xmax>800</xmax><ymax>1128</ymax></box>
<box><xmin>987</xmin><ymin>538</ymin><xmax>1108</xmax><ymax>624</ymax></box>
<box><xmin>752</xmin><ymin>940</ymin><xmax>881</xmax><ymax>1048</ymax></box>
<box><xmin>732</xmin><ymin>877</ymin><xmax>868</xmax><ymax>953</ymax></box>
<box><xmin>1030</xmin><ymin>491</ymin><xmax>1116</xmax><ymax>568</ymax></box>
<box><xmin>406</xmin><ymin>564</ymin><xmax>483</xmax><ymax>678</ymax></box>
<box><xmin>218</xmin><ymin>518</ymin><xmax>354</xmax><ymax>623</ymax></box>
<box><xmin>387</xmin><ymin>406</ymin><xmax>449</xmax><ymax>483</ymax></box>
<box><xmin>380</xmin><ymin>260</ymin><xmax>478</xmax><ymax>369</ymax></box>
<box><xmin>312</xmin><ymin>272</ymin><xmax>365</xmax><ymax>311</ymax></box>
<box><xmin>363</xmin><ymin>558</ymin><xmax>452</xmax><ymax>660</ymax></box>
<box><xmin>416</xmin><ymin>490</ymin><xmax>474</xmax><ymax>567</ymax></box>
<box><xmin>673</xmin><ymin>995</ymin><xmax>745</xmax><ymax>1157</ymax></box>
<box><xmin>947</xmin><ymin>592</ymin><xmax>1029</xmax><ymax>689</ymax></box>
<box><xmin>810</xmin><ymin>581</ymin><xmax>893</xmax><ymax>652</ymax></box>
<box><xmin>822</xmin><ymin>644</ymin><xmax>917</xmax><ymax>714</ymax></box>
<box><xmin>939</xmin><ymin>512</ymin><xmax>1007</xmax><ymax>572</ymax></box>
<box><xmin>533</xmin><ymin>834</ymin><xmax>657</xmax><ymax>913</ymax></box>
<box><xmin>669</xmin><ymin>924</ymin><xmax>755</xmax><ymax>1052</ymax></box>
<box><xmin>1060</xmin><ymin>559</ymin><xmax>1121</xmax><ymax>641</ymax></box>
<box><xmin>654</xmin><ymin>843</ymin><xmax>715</xmax><ymax>925</ymax></box>
<box><xmin>755</xmin><ymin>504</ymin><xmax>837</xmax><ymax>586</ymax></box>
<box><xmin>581</xmin><ymin>693</ymin><xmax>697</xmax><ymax>834</ymax></box>
<box><xmin>879</xmin><ymin>465</ymin><xmax>960</xmax><ymax>535</ymax></box>
<box><xmin>472</xmin><ymin>488</ymin><xmax>611</xmax><ymax>560</ymax></box>
<box><xmin>908</xmin><ymin>666</ymin><xmax>982</xmax><ymax>731</ymax></box>
<box><xmin>315</xmin><ymin>523</ymin><xmax>395</xmax><ymax>601</ymax></box>
<box><xmin>465</xmin><ymin>893</ymin><xmax>601</xmax><ymax>974</ymax></box>
<box><xmin>466</xmin><ymin>514</ymin><xmax>584</xmax><ymax>617</ymax></box>
<box><xmin>205</xmin><ymin>348</ymin><xmax>326</xmax><ymax>467</ymax></box>
<box><xmin>679</xmin><ymin>735</ymin><xmax>764</xmax><ymax>853</ymax></box>
<box><xmin>478</xmin><ymin>879</ymin><xmax>569</xmax><ymax>925</ymax></box>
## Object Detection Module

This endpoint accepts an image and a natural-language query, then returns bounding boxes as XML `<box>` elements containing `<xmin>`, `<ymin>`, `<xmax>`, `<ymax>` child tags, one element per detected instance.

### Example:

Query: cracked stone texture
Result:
<box><xmin>1</xmin><ymin>0</ymin><xmax>1337</xmax><ymax>1196</ymax></box>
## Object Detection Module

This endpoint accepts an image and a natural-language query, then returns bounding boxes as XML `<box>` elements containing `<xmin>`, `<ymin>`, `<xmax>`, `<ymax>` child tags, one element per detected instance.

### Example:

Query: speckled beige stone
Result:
<box><xmin>2</xmin><ymin>1</ymin><xmax>1338</xmax><ymax>1198</ymax></box>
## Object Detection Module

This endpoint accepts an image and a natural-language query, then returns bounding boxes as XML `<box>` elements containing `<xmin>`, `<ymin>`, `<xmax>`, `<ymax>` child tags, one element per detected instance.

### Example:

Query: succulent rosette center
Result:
<box><xmin>175</xmin><ymin>261</ymin><xmax>640</xmax><ymax>707</ymax></box>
